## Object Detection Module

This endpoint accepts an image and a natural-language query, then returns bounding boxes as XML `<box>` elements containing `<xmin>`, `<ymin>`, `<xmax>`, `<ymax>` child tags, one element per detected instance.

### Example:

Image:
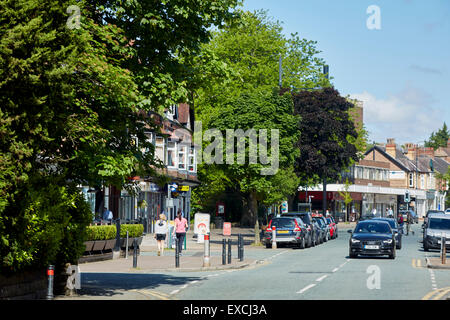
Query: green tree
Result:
<box><xmin>201</xmin><ymin>89</ymin><xmax>301</xmax><ymax>244</ymax></box>
<box><xmin>425</xmin><ymin>123</ymin><xmax>450</xmax><ymax>150</ymax></box>
<box><xmin>292</xmin><ymin>88</ymin><xmax>360</xmax><ymax>188</ymax></box>
<box><xmin>190</xmin><ymin>10</ymin><xmax>328</xmax><ymax>227</ymax></box>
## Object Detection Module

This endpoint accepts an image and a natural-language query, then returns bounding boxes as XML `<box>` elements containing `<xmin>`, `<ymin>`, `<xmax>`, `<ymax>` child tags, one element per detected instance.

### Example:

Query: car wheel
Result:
<box><xmin>349</xmin><ymin>249</ymin><xmax>357</xmax><ymax>258</ymax></box>
<box><xmin>300</xmin><ymin>237</ymin><xmax>305</xmax><ymax>249</ymax></box>
<box><xmin>396</xmin><ymin>240</ymin><xmax>402</xmax><ymax>250</ymax></box>
<box><xmin>389</xmin><ymin>248</ymin><xmax>396</xmax><ymax>259</ymax></box>
<box><xmin>423</xmin><ymin>240</ymin><xmax>429</xmax><ymax>252</ymax></box>
<box><xmin>265</xmin><ymin>242</ymin><xmax>271</xmax><ymax>249</ymax></box>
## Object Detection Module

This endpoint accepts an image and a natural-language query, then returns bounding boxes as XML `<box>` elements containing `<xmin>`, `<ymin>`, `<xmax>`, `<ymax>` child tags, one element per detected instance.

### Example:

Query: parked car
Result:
<box><xmin>372</xmin><ymin>217</ymin><xmax>403</xmax><ymax>249</ymax></box>
<box><xmin>326</xmin><ymin>216</ymin><xmax>338</xmax><ymax>239</ymax></box>
<box><xmin>445</xmin><ymin>208</ymin><xmax>450</xmax><ymax>214</ymax></box>
<box><xmin>313</xmin><ymin>214</ymin><xmax>330</xmax><ymax>242</ymax></box>
<box><xmin>264</xmin><ymin>216</ymin><xmax>308</xmax><ymax>249</ymax></box>
<box><xmin>400</xmin><ymin>209</ymin><xmax>418</xmax><ymax>224</ymax></box>
<box><xmin>348</xmin><ymin>220</ymin><xmax>396</xmax><ymax>259</ymax></box>
<box><xmin>312</xmin><ymin>218</ymin><xmax>326</xmax><ymax>244</ymax></box>
<box><xmin>423</xmin><ymin>210</ymin><xmax>445</xmax><ymax>229</ymax></box>
<box><xmin>423</xmin><ymin>213</ymin><xmax>450</xmax><ymax>252</ymax></box>
<box><xmin>283</xmin><ymin>212</ymin><xmax>317</xmax><ymax>247</ymax></box>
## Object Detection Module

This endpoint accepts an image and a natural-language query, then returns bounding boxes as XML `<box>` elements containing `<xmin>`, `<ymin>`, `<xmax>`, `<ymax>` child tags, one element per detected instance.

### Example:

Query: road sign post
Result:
<box><xmin>272</xmin><ymin>226</ymin><xmax>277</xmax><ymax>249</ymax></box>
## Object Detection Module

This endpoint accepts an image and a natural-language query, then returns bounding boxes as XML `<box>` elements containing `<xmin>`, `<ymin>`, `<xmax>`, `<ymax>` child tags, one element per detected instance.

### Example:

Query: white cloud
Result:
<box><xmin>349</xmin><ymin>87</ymin><xmax>443</xmax><ymax>145</ymax></box>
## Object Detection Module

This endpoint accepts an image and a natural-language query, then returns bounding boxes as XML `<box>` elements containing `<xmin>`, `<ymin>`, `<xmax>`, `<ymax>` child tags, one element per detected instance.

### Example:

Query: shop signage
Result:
<box><xmin>390</xmin><ymin>171</ymin><xmax>405</xmax><ymax>179</ymax></box>
<box><xmin>178</xmin><ymin>185</ymin><xmax>190</xmax><ymax>192</ymax></box>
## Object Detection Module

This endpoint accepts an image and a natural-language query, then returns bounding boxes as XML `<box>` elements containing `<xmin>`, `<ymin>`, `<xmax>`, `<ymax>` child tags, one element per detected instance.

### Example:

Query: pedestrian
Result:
<box><xmin>388</xmin><ymin>207</ymin><xmax>394</xmax><ymax>218</ymax></box>
<box><xmin>406</xmin><ymin>211</ymin><xmax>413</xmax><ymax>236</ymax></box>
<box><xmin>173</xmin><ymin>208</ymin><xmax>188</xmax><ymax>255</ymax></box>
<box><xmin>371</xmin><ymin>208</ymin><xmax>377</xmax><ymax>217</ymax></box>
<box><xmin>102</xmin><ymin>207</ymin><xmax>113</xmax><ymax>222</ymax></box>
<box><xmin>154</xmin><ymin>213</ymin><xmax>168</xmax><ymax>256</ymax></box>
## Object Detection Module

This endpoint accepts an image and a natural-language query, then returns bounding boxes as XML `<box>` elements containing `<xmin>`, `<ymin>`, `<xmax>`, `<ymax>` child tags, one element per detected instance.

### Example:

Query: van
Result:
<box><xmin>423</xmin><ymin>213</ymin><xmax>450</xmax><ymax>251</ymax></box>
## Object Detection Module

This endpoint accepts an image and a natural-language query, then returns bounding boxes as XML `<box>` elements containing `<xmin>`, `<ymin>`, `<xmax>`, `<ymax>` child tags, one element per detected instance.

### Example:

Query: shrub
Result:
<box><xmin>85</xmin><ymin>225</ymin><xmax>117</xmax><ymax>241</ymax></box>
<box><xmin>120</xmin><ymin>224</ymin><xmax>144</xmax><ymax>238</ymax></box>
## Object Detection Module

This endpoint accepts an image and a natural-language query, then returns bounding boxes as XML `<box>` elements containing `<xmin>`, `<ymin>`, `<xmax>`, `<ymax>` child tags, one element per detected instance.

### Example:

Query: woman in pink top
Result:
<box><xmin>173</xmin><ymin>209</ymin><xmax>188</xmax><ymax>254</ymax></box>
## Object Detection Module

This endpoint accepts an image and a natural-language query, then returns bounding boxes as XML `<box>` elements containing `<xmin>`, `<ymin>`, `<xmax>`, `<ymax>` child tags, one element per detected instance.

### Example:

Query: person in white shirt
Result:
<box><xmin>102</xmin><ymin>207</ymin><xmax>113</xmax><ymax>221</ymax></box>
<box><xmin>154</xmin><ymin>213</ymin><xmax>168</xmax><ymax>256</ymax></box>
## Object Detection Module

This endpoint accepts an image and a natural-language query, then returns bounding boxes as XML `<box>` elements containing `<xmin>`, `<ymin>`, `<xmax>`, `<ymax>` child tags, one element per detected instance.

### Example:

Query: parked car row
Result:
<box><xmin>263</xmin><ymin>212</ymin><xmax>338</xmax><ymax>249</ymax></box>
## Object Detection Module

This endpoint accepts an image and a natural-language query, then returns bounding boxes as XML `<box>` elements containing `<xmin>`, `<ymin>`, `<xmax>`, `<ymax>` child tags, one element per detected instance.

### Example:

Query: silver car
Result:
<box><xmin>423</xmin><ymin>213</ymin><xmax>450</xmax><ymax>251</ymax></box>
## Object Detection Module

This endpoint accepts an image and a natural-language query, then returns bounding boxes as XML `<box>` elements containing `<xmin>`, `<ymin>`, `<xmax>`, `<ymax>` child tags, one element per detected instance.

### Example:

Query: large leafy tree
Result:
<box><xmin>191</xmin><ymin>10</ymin><xmax>328</xmax><ymax>224</ymax></box>
<box><xmin>203</xmin><ymin>89</ymin><xmax>301</xmax><ymax>244</ymax></box>
<box><xmin>0</xmin><ymin>0</ymin><xmax>239</xmax><ymax>274</ymax></box>
<box><xmin>292</xmin><ymin>88</ymin><xmax>360</xmax><ymax>187</ymax></box>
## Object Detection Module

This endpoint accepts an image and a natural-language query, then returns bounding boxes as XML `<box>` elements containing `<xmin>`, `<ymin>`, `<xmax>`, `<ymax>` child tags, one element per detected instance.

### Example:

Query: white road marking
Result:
<box><xmin>332</xmin><ymin>267</ymin><xmax>339</xmax><ymax>273</ymax></box>
<box><xmin>170</xmin><ymin>289</ymin><xmax>180</xmax><ymax>295</ymax></box>
<box><xmin>315</xmin><ymin>275</ymin><xmax>328</xmax><ymax>282</ymax></box>
<box><xmin>297</xmin><ymin>284</ymin><xmax>316</xmax><ymax>294</ymax></box>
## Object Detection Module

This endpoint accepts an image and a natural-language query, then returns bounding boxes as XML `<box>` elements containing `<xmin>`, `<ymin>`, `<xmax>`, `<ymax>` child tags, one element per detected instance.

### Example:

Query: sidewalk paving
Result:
<box><xmin>426</xmin><ymin>257</ymin><xmax>450</xmax><ymax>270</ymax></box>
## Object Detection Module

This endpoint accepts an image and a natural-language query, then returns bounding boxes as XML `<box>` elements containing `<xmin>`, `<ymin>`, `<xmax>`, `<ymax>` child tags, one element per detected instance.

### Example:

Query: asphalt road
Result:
<box><xmin>75</xmin><ymin>223</ymin><xmax>450</xmax><ymax>300</ymax></box>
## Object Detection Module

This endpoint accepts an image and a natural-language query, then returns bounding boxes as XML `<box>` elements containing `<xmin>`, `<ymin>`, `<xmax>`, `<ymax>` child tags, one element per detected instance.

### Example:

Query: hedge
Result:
<box><xmin>120</xmin><ymin>224</ymin><xmax>144</xmax><ymax>238</ymax></box>
<box><xmin>85</xmin><ymin>225</ymin><xmax>117</xmax><ymax>241</ymax></box>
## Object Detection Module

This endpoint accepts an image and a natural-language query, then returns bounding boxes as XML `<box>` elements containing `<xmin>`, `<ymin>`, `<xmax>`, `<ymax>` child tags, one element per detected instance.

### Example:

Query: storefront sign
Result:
<box><xmin>178</xmin><ymin>185</ymin><xmax>190</xmax><ymax>192</ymax></box>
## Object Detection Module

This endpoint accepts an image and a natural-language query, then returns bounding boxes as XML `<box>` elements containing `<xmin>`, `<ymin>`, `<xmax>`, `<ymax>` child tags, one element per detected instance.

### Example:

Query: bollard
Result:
<box><xmin>46</xmin><ymin>265</ymin><xmax>54</xmax><ymax>300</ymax></box>
<box><xmin>133</xmin><ymin>237</ymin><xmax>138</xmax><ymax>268</ymax></box>
<box><xmin>227</xmin><ymin>238</ymin><xmax>232</xmax><ymax>264</ymax></box>
<box><xmin>238</xmin><ymin>234</ymin><xmax>241</xmax><ymax>260</ymax></box>
<box><xmin>126</xmin><ymin>230</ymin><xmax>129</xmax><ymax>259</ymax></box>
<box><xmin>272</xmin><ymin>226</ymin><xmax>277</xmax><ymax>249</ymax></box>
<box><xmin>441</xmin><ymin>236</ymin><xmax>446</xmax><ymax>265</ymax></box>
<box><xmin>175</xmin><ymin>237</ymin><xmax>180</xmax><ymax>268</ymax></box>
<box><xmin>240</xmin><ymin>234</ymin><xmax>244</xmax><ymax>262</ymax></box>
<box><xmin>222</xmin><ymin>239</ymin><xmax>226</xmax><ymax>265</ymax></box>
<box><xmin>203</xmin><ymin>233</ymin><xmax>210</xmax><ymax>267</ymax></box>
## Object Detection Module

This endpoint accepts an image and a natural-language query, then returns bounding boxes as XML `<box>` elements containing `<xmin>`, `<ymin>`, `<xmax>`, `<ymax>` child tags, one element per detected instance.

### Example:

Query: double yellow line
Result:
<box><xmin>411</xmin><ymin>259</ymin><xmax>424</xmax><ymax>268</ymax></box>
<box><xmin>131</xmin><ymin>289</ymin><xmax>173</xmax><ymax>300</ymax></box>
<box><xmin>422</xmin><ymin>287</ymin><xmax>450</xmax><ymax>300</ymax></box>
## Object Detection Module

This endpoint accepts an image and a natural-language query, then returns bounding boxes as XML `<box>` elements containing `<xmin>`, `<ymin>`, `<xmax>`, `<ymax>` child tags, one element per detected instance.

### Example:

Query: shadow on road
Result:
<box><xmin>78</xmin><ymin>273</ymin><xmax>204</xmax><ymax>297</ymax></box>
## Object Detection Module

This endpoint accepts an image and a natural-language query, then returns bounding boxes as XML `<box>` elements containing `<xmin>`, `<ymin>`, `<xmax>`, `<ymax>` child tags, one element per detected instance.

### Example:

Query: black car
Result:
<box><xmin>372</xmin><ymin>217</ymin><xmax>402</xmax><ymax>249</ymax></box>
<box><xmin>348</xmin><ymin>220</ymin><xmax>396</xmax><ymax>259</ymax></box>
<box><xmin>264</xmin><ymin>217</ymin><xmax>307</xmax><ymax>249</ymax></box>
<box><xmin>313</xmin><ymin>217</ymin><xmax>328</xmax><ymax>243</ymax></box>
<box><xmin>284</xmin><ymin>212</ymin><xmax>318</xmax><ymax>247</ymax></box>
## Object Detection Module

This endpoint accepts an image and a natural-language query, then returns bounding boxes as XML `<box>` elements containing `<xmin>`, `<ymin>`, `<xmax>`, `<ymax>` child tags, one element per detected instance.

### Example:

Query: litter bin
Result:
<box><xmin>214</xmin><ymin>216</ymin><xmax>224</xmax><ymax>229</ymax></box>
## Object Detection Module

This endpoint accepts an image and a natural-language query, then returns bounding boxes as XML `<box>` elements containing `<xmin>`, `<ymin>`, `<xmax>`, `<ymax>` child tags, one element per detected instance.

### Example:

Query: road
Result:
<box><xmin>76</xmin><ymin>223</ymin><xmax>450</xmax><ymax>300</ymax></box>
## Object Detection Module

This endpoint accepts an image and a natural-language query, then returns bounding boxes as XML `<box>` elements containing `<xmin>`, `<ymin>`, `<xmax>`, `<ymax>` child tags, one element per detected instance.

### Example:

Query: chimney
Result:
<box><xmin>405</xmin><ymin>143</ymin><xmax>417</xmax><ymax>161</ymax></box>
<box><xmin>386</xmin><ymin>138</ymin><xmax>397</xmax><ymax>159</ymax></box>
<box><xmin>418</xmin><ymin>147</ymin><xmax>435</xmax><ymax>159</ymax></box>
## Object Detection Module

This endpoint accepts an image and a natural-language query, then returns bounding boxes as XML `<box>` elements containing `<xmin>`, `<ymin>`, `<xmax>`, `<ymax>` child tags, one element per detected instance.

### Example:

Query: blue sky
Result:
<box><xmin>241</xmin><ymin>0</ymin><xmax>450</xmax><ymax>146</ymax></box>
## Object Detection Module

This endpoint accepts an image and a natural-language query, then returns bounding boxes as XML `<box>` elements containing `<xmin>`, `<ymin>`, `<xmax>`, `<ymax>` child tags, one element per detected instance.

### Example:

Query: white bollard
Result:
<box><xmin>272</xmin><ymin>226</ymin><xmax>277</xmax><ymax>249</ymax></box>
<box><xmin>203</xmin><ymin>233</ymin><xmax>210</xmax><ymax>267</ymax></box>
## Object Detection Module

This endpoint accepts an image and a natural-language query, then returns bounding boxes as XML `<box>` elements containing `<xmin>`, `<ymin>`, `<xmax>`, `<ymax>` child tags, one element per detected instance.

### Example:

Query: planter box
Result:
<box><xmin>120</xmin><ymin>236</ymin><xmax>143</xmax><ymax>248</ymax></box>
<box><xmin>104</xmin><ymin>239</ymin><xmax>116</xmax><ymax>251</ymax></box>
<box><xmin>92</xmin><ymin>240</ymin><xmax>106</xmax><ymax>252</ymax></box>
<box><xmin>84</xmin><ymin>241</ymin><xmax>95</xmax><ymax>252</ymax></box>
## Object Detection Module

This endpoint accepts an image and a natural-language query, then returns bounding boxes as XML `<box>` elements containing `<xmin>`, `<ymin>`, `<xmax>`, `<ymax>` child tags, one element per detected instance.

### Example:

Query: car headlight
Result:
<box><xmin>383</xmin><ymin>239</ymin><xmax>393</xmax><ymax>244</ymax></box>
<box><xmin>351</xmin><ymin>238</ymin><xmax>360</xmax><ymax>243</ymax></box>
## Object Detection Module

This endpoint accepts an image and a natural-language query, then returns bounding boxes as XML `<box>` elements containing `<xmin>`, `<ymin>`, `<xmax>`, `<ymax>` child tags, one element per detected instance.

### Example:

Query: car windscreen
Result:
<box><xmin>374</xmin><ymin>219</ymin><xmax>396</xmax><ymax>229</ymax></box>
<box><xmin>354</xmin><ymin>222</ymin><xmax>391</xmax><ymax>234</ymax></box>
<box><xmin>326</xmin><ymin>218</ymin><xmax>332</xmax><ymax>224</ymax></box>
<box><xmin>428</xmin><ymin>218</ymin><xmax>450</xmax><ymax>230</ymax></box>
<box><xmin>271</xmin><ymin>219</ymin><xmax>296</xmax><ymax>229</ymax></box>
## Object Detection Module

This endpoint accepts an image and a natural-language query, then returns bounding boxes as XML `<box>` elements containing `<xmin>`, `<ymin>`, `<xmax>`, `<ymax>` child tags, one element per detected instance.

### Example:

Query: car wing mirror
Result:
<box><xmin>347</xmin><ymin>230</ymin><xmax>353</xmax><ymax>234</ymax></box>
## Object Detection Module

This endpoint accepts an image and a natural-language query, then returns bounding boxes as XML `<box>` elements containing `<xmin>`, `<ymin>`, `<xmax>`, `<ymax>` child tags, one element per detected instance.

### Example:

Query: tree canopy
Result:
<box><xmin>425</xmin><ymin>122</ymin><xmax>449</xmax><ymax>150</ymax></box>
